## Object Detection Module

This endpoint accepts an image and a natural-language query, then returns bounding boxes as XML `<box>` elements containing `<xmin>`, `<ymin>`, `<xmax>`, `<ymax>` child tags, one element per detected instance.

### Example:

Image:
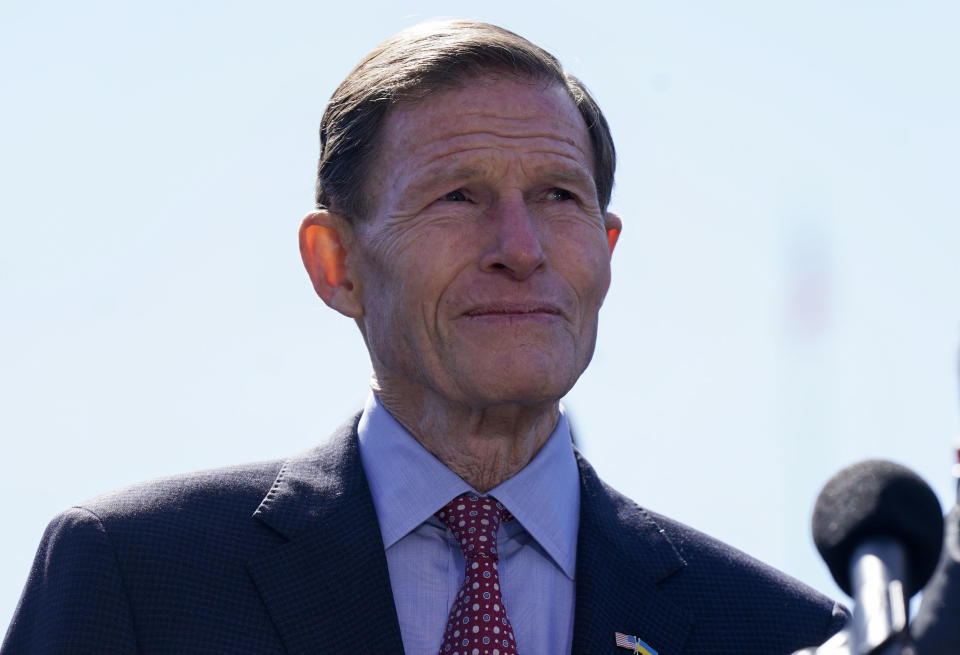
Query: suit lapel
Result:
<box><xmin>572</xmin><ymin>453</ymin><xmax>694</xmax><ymax>655</ymax></box>
<box><xmin>246</xmin><ymin>415</ymin><xmax>404</xmax><ymax>655</ymax></box>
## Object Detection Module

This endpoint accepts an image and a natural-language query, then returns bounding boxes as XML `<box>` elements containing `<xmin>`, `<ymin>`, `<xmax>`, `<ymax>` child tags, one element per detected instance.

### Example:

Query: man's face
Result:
<box><xmin>351</xmin><ymin>75</ymin><xmax>618</xmax><ymax>409</ymax></box>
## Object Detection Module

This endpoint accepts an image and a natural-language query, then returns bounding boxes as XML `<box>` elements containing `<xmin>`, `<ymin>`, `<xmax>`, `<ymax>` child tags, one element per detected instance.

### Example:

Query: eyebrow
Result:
<box><xmin>400</xmin><ymin>158</ymin><xmax>596</xmax><ymax>202</ymax></box>
<box><xmin>541</xmin><ymin>167</ymin><xmax>595</xmax><ymax>190</ymax></box>
<box><xmin>403</xmin><ymin>166</ymin><xmax>484</xmax><ymax>200</ymax></box>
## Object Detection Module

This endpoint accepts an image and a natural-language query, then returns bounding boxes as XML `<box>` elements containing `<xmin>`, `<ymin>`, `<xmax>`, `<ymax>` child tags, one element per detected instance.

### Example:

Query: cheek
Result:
<box><xmin>553</xmin><ymin>232</ymin><xmax>612</xmax><ymax>301</ymax></box>
<box><xmin>361</xmin><ymin>255</ymin><xmax>450</xmax><ymax>344</ymax></box>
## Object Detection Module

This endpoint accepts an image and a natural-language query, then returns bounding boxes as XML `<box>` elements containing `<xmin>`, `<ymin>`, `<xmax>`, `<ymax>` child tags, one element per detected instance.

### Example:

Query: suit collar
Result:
<box><xmin>247</xmin><ymin>414</ymin><xmax>405</xmax><ymax>655</ymax></box>
<box><xmin>251</xmin><ymin>413</ymin><xmax>366</xmax><ymax>539</ymax></box>
<box><xmin>572</xmin><ymin>451</ymin><xmax>694</xmax><ymax>655</ymax></box>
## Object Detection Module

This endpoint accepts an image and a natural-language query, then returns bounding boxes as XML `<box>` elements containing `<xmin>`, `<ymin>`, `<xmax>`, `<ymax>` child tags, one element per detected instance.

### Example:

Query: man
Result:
<box><xmin>3</xmin><ymin>20</ymin><xmax>846</xmax><ymax>655</ymax></box>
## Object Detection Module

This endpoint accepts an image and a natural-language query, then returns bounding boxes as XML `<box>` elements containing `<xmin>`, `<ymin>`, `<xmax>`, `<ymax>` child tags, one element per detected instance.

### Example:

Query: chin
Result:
<box><xmin>458</xmin><ymin>365</ymin><xmax>576</xmax><ymax>408</ymax></box>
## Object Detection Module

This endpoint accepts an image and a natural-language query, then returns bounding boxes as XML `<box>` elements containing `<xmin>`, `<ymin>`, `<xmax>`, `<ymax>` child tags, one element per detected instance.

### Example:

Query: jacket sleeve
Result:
<box><xmin>2</xmin><ymin>507</ymin><xmax>138</xmax><ymax>654</ymax></box>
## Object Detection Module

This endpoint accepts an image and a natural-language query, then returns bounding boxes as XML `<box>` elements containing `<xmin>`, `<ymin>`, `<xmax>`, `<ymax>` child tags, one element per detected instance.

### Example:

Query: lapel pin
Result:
<box><xmin>614</xmin><ymin>632</ymin><xmax>658</xmax><ymax>655</ymax></box>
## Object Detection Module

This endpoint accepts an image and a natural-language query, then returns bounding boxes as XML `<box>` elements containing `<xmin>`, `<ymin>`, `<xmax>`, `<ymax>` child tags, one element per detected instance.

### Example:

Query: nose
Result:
<box><xmin>480</xmin><ymin>197</ymin><xmax>545</xmax><ymax>280</ymax></box>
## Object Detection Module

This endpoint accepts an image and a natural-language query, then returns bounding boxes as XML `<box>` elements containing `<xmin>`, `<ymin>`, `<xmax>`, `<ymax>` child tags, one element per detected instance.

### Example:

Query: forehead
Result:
<box><xmin>373</xmin><ymin>76</ymin><xmax>594</xmax><ymax>185</ymax></box>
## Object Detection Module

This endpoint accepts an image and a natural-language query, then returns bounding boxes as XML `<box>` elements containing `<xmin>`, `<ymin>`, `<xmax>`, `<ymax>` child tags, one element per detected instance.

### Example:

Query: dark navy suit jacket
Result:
<box><xmin>3</xmin><ymin>415</ymin><xmax>846</xmax><ymax>654</ymax></box>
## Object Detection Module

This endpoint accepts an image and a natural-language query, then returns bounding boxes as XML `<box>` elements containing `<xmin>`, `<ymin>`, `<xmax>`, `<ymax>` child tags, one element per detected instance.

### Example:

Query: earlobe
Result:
<box><xmin>298</xmin><ymin>211</ymin><xmax>364</xmax><ymax>318</ymax></box>
<box><xmin>604</xmin><ymin>212</ymin><xmax>622</xmax><ymax>255</ymax></box>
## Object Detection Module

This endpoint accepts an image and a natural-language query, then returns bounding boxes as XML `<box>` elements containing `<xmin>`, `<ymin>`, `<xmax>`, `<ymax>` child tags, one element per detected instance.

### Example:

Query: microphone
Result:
<box><xmin>810</xmin><ymin>460</ymin><xmax>944</xmax><ymax>654</ymax></box>
<box><xmin>910</xmin><ymin>440</ymin><xmax>960</xmax><ymax>654</ymax></box>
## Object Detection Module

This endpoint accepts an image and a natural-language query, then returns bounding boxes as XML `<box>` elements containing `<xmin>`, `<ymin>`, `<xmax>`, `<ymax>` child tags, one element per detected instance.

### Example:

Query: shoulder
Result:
<box><xmin>651</xmin><ymin>507</ymin><xmax>846</xmax><ymax>615</ymax></box>
<box><xmin>36</xmin><ymin>459</ymin><xmax>289</xmax><ymax>570</ymax></box>
<box><xmin>77</xmin><ymin>459</ymin><xmax>285</xmax><ymax>523</ymax></box>
<box><xmin>659</xmin><ymin>510</ymin><xmax>849</xmax><ymax>650</ymax></box>
<box><xmin>49</xmin><ymin>413</ymin><xmax>364</xmax><ymax>548</ymax></box>
<box><xmin>576</xmin><ymin>453</ymin><xmax>847</xmax><ymax>651</ymax></box>
<box><xmin>5</xmin><ymin>420</ymin><xmax>371</xmax><ymax>653</ymax></box>
<box><xmin>651</xmin><ymin>507</ymin><xmax>816</xmax><ymax>592</ymax></box>
<box><xmin>650</xmin><ymin>509</ymin><xmax>848</xmax><ymax>652</ymax></box>
<box><xmin>55</xmin><ymin>459</ymin><xmax>285</xmax><ymax>542</ymax></box>
<box><xmin>6</xmin><ymin>460</ymin><xmax>285</xmax><ymax>652</ymax></box>
<box><xmin>578</xmin><ymin>451</ymin><xmax>836</xmax><ymax>603</ymax></box>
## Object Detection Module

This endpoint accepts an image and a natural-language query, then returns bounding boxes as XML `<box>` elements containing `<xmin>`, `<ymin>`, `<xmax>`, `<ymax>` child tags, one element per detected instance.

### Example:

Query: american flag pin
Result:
<box><xmin>614</xmin><ymin>632</ymin><xmax>658</xmax><ymax>655</ymax></box>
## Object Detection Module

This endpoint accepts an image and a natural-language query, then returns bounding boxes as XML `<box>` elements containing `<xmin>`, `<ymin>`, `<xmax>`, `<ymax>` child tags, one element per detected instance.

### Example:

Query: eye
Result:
<box><xmin>440</xmin><ymin>189</ymin><xmax>468</xmax><ymax>202</ymax></box>
<box><xmin>546</xmin><ymin>188</ymin><xmax>576</xmax><ymax>201</ymax></box>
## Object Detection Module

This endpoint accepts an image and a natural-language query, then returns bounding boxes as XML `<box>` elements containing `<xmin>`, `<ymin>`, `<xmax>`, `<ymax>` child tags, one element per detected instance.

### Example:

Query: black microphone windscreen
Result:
<box><xmin>811</xmin><ymin>459</ymin><xmax>943</xmax><ymax>597</ymax></box>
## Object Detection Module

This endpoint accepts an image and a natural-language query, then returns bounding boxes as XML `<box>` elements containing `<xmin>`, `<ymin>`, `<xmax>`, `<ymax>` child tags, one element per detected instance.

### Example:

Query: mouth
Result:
<box><xmin>462</xmin><ymin>303</ymin><xmax>563</xmax><ymax>320</ymax></box>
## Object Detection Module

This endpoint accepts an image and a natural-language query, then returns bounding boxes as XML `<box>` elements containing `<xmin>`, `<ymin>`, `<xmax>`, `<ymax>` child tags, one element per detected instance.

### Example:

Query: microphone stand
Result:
<box><xmin>847</xmin><ymin>539</ymin><xmax>911</xmax><ymax>654</ymax></box>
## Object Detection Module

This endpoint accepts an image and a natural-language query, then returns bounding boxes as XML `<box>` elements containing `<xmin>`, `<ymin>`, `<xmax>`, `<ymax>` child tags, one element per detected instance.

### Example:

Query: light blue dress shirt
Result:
<box><xmin>357</xmin><ymin>393</ymin><xmax>580</xmax><ymax>655</ymax></box>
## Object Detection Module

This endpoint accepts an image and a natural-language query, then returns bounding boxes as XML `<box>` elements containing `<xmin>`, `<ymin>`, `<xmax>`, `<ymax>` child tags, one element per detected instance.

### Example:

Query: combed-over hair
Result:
<box><xmin>316</xmin><ymin>20</ymin><xmax>616</xmax><ymax>222</ymax></box>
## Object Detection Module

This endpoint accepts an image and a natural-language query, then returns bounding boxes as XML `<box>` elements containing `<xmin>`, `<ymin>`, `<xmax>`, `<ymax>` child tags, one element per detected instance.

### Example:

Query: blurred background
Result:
<box><xmin>2</xmin><ymin>0</ymin><xmax>958</xmax><ymax>629</ymax></box>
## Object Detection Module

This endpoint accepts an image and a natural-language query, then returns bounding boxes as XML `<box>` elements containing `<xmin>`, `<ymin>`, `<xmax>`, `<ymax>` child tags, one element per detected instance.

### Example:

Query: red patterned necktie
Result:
<box><xmin>436</xmin><ymin>494</ymin><xmax>519</xmax><ymax>655</ymax></box>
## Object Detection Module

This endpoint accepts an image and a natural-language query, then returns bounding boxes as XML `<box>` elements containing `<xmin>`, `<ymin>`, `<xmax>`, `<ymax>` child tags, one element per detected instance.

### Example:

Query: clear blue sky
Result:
<box><xmin>2</xmin><ymin>0</ymin><xmax>958</xmax><ymax>629</ymax></box>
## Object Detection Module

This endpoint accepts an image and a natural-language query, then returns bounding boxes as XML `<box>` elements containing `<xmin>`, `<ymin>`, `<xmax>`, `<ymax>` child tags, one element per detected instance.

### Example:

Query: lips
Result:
<box><xmin>462</xmin><ymin>302</ymin><xmax>564</xmax><ymax>319</ymax></box>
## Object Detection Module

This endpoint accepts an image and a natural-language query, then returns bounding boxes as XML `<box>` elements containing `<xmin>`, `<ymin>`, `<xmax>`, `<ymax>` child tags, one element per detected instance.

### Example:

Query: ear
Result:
<box><xmin>299</xmin><ymin>210</ymin><xmax>364</xmax><ymax>318</ymax></box>
<box><xmin>604</xmin><ymin>212</ymin><xmax>622</xmax><ymax>255</ymax></box>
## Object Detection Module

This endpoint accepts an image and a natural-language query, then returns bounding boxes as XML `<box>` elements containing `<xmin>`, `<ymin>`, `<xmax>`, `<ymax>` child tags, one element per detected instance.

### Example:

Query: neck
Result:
<box><xmin>374</xmin><ymin>384</ymin><xmax>559</xmax><ymax>493</ymax></box>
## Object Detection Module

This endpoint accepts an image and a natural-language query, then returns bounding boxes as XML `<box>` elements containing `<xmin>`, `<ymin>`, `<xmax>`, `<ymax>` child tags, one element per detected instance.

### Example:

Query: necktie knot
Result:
<box><xmin>436</xmin><ymin>494</ymin><xmax>511</xmax><ymax>560</ymax></box>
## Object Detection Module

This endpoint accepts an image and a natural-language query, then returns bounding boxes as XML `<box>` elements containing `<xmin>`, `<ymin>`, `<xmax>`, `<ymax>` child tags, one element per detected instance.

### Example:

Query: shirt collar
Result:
<box><xmin>356</xmin><ymin>393</ymin><xmax>580</xmax><ymax>579</ymax></box>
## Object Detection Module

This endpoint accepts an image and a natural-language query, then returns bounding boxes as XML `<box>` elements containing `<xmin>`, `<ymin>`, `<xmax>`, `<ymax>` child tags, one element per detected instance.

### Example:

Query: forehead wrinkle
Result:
<box><xmin>381</xmin><ymin>130</ymin><xmax>581</xmax><ymax>185</ymax></box>
<box><xmin>401</xmin><ymin>102</ymin><xmax>580</xmax><ymax>131</ymax></box>
<box><xmin>443</xmin><ymin>113</ymin><xmax>585</xmax><ymax>148</ymax></box>
<box><xmin>402</xmin><ymin>126</ymin><xmax>588</xmax><ymax>158</ymax></box>
<box><xmin>416</xmin><ymin>145</ymin><xmax>589</xmax><ymax>175</ymax></box>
